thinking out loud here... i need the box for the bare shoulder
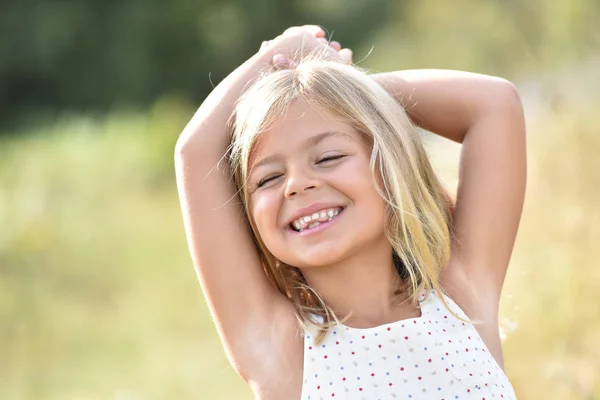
[241,300,305,399]
[441,261,507,370]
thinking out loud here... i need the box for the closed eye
[317,154,346,164]
[257,174,282,188]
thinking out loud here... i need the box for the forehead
[251,102,359,158]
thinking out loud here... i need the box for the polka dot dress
[300,290,517,399]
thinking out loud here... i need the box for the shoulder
[440,262,507,370]
[236,301,306,398]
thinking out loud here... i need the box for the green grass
[1,99,598,399]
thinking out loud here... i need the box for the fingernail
[274,54,288,65]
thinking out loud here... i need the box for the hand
[259,25,353,68]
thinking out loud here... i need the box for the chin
[282,246,350,270]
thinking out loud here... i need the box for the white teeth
[292,207,343,231]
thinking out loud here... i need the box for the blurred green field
[1,94,599,399]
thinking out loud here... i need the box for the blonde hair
[228,54,455,342]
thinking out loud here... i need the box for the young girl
[175,25,526,399]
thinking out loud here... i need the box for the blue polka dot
[386,372,390,376]
[375,333,378,336]
[438,387,441,391]
[397,355,401,359]
[329,382,333,385]
[350,341,353,344]
[424,347,428,351]
[369,363,372,366]
[314,374,318,377]
[357,377,361,380]
[415,364,419,368]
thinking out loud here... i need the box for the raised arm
[174,26,331,379]
[373,70,527,308]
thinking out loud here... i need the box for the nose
[284,168,319,198]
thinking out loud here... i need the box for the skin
[249,103,419,327]
[175,25,526,399]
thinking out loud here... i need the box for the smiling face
[248,101,390,269]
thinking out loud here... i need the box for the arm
[373,70,527,307]
[174,26,328,379]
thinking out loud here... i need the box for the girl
[175,25,526,399]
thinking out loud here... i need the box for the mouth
[289,206,345,233]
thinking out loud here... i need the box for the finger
[339,48,353,64]
[329,41,341,52]
[301,25,326,38]
[272,54,290,69]
[317,37,329,46]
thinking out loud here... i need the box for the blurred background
[1,0,599,399]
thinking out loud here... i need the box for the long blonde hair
[228,54,455,341]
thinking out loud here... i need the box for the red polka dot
[351,352,355,355]
[404,336,409,340]
[317,386,321,389]
[342,377,346,381]
[418,376,422,380]
[446,368,449,372]
[400,367,405,371]
[324,355,328,359]
[359,388,363,391]
[428,359,432,362]
[336,341,339,345]
[362,335,365,339]
[466,348,469,352]
[389,383,393,386]
[387,327,391,331]
[467,389,471,393]
[371,373,375,376]
[308,346,312,350]
[331,394,335,397]
[378,344,382,348]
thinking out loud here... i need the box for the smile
[290,207,344,232]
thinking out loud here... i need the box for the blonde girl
[175,25,526,399]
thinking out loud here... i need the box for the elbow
[494,78,524,110]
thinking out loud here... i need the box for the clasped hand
[259,25,353,69]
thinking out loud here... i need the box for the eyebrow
[250,131,354,171]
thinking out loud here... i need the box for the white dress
[300,290,517,399]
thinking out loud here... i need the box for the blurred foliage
[0,0,391,127]
[2,0,600,399]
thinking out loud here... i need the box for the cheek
[250,192,282,239]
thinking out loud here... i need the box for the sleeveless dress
[300,290,517,399]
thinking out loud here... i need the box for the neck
[300,240,420,329]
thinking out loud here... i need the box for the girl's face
[248,101,389,269]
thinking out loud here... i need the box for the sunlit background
[1,1,599,399]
